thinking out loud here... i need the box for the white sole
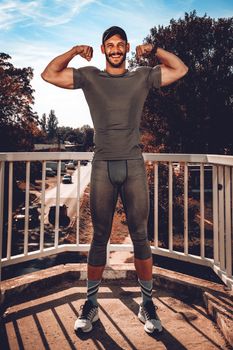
[74,313,99,333]
[138,313,163,333]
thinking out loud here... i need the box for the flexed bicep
[160,64,188,87]
[41,45,93,89]
[41,67,74,89]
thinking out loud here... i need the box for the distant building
[34,143,67,151]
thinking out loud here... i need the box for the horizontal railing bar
[212,264,233,290]
[143,153,208,163]
[151,247,214,267]
[2,243,214,267]
[0,152,94,162]
[1,152,233,166]
[1,245,90,266]
[207,154,233,166]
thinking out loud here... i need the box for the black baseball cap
[102,26,128,44]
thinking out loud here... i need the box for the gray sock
[138,279,153,305]
[87,280,101,306]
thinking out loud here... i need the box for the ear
[126,42,130,53]
[101,44,105,54]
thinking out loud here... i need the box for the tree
[84,127,94,150]
[0,53,41,151]
[80,124,91,133]
[40,113,47,134]
[129,11,233,154]
[47,109,58,140]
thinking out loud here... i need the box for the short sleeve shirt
[73,65,161,160]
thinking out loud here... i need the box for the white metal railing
[0,152,232,290]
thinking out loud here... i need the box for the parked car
[62,174,72,184]
[46,161,66,175]
[66,162,76,170]
[46,167,55,177]
[48,204,70,227]
[13,206,40,229]
[80,160,88,166]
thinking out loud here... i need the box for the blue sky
[0,0,232,128]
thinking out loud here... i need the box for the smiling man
[41,26,188,334]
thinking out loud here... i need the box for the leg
[74,160,118,333]
[120,159,162,333]
[88,160,118,270]
[119,158,152,280]
[134,256,152,281]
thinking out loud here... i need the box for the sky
[0,0,232,128]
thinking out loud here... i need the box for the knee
[92,230,109,247]
[88,231,109,266]
[131,234,152,260]
[88,241,107,266]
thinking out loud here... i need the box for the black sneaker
[74,300,99,333]
[138,300,162,333]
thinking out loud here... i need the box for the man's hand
[136,44,153,59]
[74,45,93,61]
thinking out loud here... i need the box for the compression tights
[88,158,152,266]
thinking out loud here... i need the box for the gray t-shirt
[73,65,161,160]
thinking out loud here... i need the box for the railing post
[0,161,5,282]
[168,162,173,251]
[225,166,232,277]
[24,161,30,255]
[154,162,158,248]
[200,163,205,258]
[212,165,219,265]
[76,161,81,245]
[184,163,188,255]
[7,162,13,259]
[55,161,61,249]
[106,240,110,266]
[40,161,46,252]
[218,166,225,271]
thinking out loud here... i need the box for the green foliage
[0,53,41,151]
[40,116,94,150]
[56,124,94,150]
[47,109,58,140]
[129,10,233,154]
[41,113,47,134]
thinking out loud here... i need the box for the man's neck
[105,63,127,75]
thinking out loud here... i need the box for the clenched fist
[135,44,153,59]
[74,45,93,61]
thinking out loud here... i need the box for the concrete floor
[1,278,230,350]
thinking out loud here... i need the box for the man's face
[101,34,129,68]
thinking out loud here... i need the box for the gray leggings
[88,158,152,266]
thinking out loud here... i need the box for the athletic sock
[87,280,101,306]
[138,279,153,305]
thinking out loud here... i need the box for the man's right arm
[41,45,93,89]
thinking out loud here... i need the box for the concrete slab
[1,281,230,350]
[0,265,232,350]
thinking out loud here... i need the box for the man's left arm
[136,44,189,87]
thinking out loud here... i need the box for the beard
[105,51,127,68]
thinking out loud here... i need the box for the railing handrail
[1,152,233,166]
[0,152,94,162]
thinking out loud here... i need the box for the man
[41,26,188,334]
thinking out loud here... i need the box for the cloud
[3,38,104,127]
[0,0,97,30]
